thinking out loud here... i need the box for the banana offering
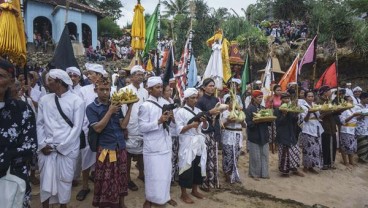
[253,109,274,118]
[252,109,276,123]
[227,88,245,122]
[279,103,304,113]
[111,89,139,105]
[317,101,353,112]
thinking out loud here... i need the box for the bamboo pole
[156,0,161,75]
[312,22,320,88]
[335,39,339,104]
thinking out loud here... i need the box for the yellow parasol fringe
[0,2,26,67]
[131,3,145,50]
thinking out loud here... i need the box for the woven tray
[253,116,277,123]
[279,108,304,113]
[121,98,139,104]
[308,108,320,113]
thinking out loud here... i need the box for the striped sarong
[248,141,269,178]
[357,135,368,162]
[202,134,219,189]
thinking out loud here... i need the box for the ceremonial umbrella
[131,0,145,63]
[0,0,27,67]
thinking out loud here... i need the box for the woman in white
[221,96,245,183]
[339,96,361,168]
[299,90,324,174]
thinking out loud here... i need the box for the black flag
[163,46,174,85]
[49,25,79,70]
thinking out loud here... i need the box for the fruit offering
[111,89,139,105]
[279,103,304,113]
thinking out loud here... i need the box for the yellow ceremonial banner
[222,39,231,83]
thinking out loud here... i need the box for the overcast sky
[118,0,258,27]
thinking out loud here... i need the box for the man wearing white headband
[139,76,177,207]
[175,88,208,204]
[66,67,82,94]
[37,69,85,207]
[120,64,148,191]
[75,63,106,201]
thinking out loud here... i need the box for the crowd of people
[1,57,368,208]
[257,20,309,46]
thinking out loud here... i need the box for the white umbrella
[203,42,223,90]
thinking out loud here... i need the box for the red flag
[278,55,299,91]
[298,35,317,74]
[315,62,337,89]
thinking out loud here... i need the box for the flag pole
[156,0,161,75]
[312,23,319,88]
[335,38,339,104]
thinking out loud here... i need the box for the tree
[162,0,190,18]
[98,17,123,38]
[273,0,307,20]
[99,0,123,21]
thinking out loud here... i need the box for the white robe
[121,84,148,154]
[78,84,97,170]
[37,91,85,204]
[175,105,207,175]
[139,95,172,205]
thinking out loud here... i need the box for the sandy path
[30,149,368,208]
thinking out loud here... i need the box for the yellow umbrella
[0,0,26,67]
[131,2,145,51]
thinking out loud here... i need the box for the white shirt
[30,84,46,103]
[175,104,207,175]
[299,103,324,137]
[340,107,358,135]
[78,84,97,134]
[37,91,85,156]
[138,95,172,154]
[121,84,148,137]
[69,84,81,95]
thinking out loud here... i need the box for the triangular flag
[241,53,251,95]
[49,25,79,70]
[315,62,337,89]
[278,55,299,91]
[146,58,153,72]
[299,35,317,74]
[187,54,197,88]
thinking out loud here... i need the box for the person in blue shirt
[86,77,133,208]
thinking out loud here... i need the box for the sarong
[144,151,172,205]
[171,136,179,182]
[222,130,241,183]
[340,133,357,154]
[357,135,368,162]
[248,141,269,178]
[93,147,128,208]
[202,134,219,189]
[278,144,300,174]
[299,133,322,168]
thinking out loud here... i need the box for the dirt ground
[30,147,368,208]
